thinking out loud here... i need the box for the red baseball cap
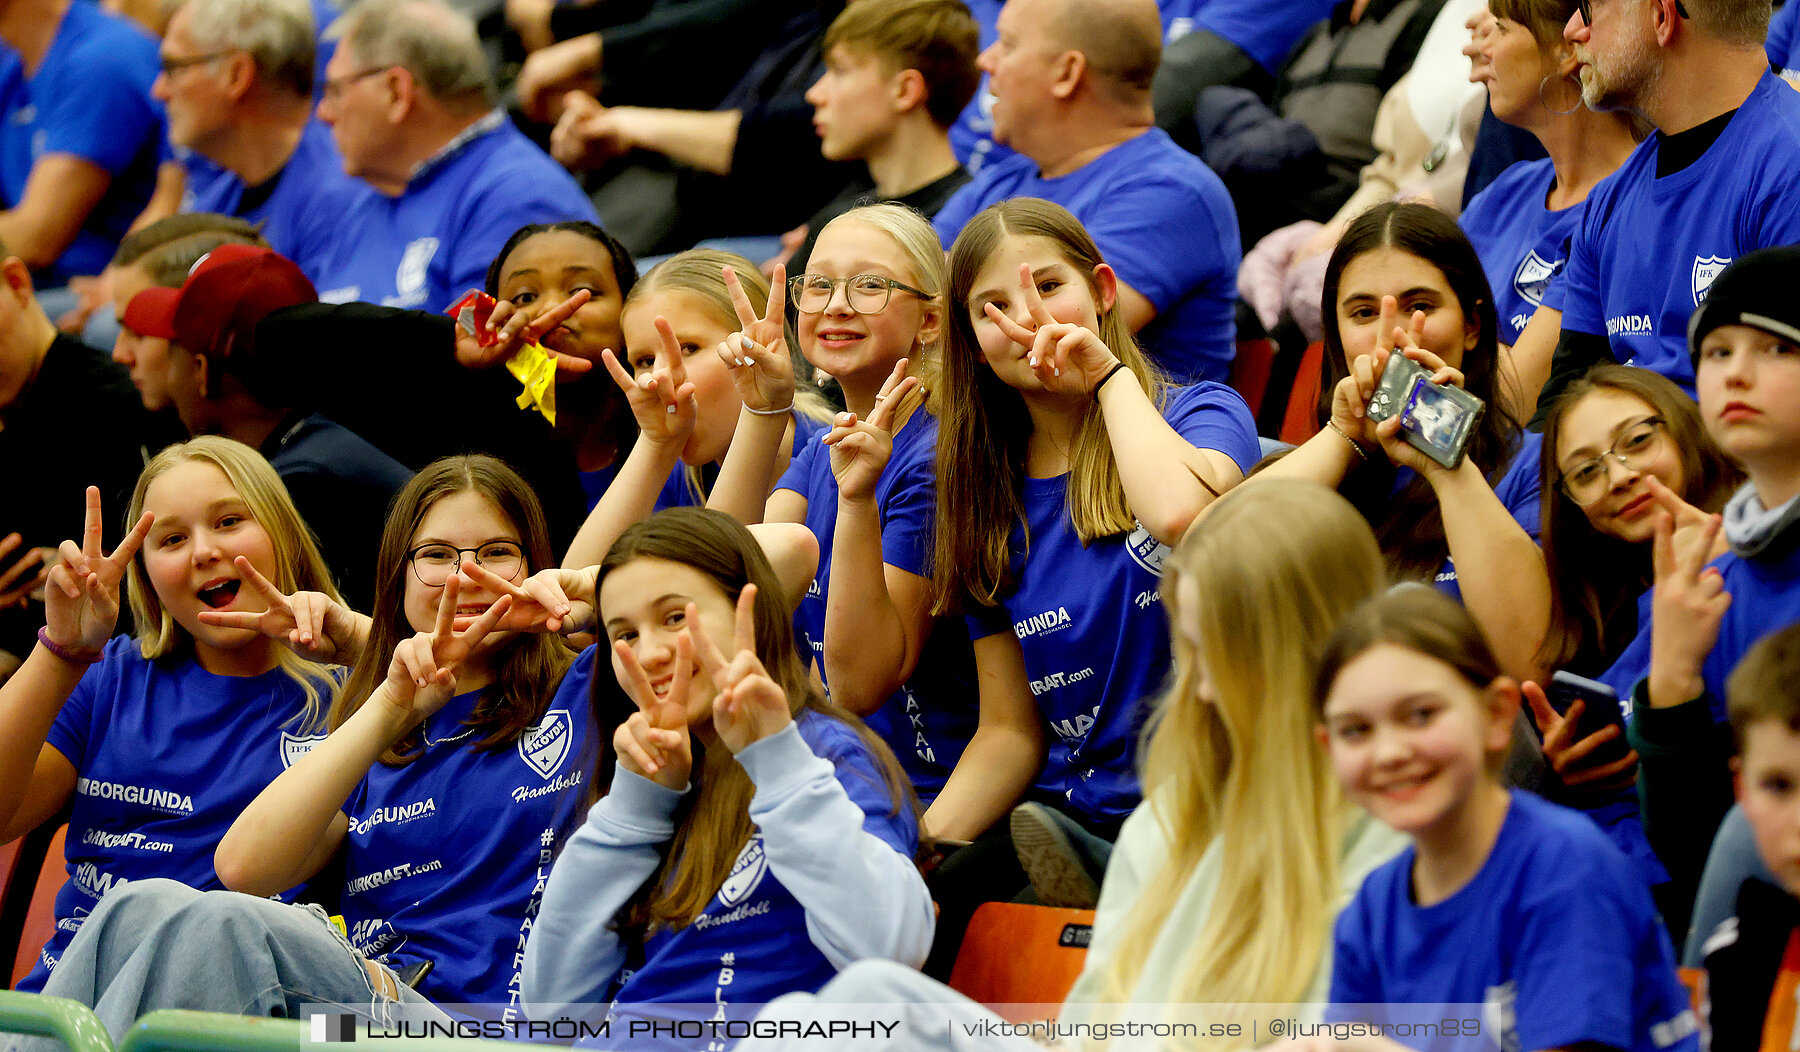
[123,244,317,359]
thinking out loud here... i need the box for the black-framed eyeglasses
[1559,417,1667,506]
[788,273,932,315]
[1575,0,1687,27]
[321,65,396,103]
[159,51,232,76]
[407,541,525,588]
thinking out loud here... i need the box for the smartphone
[1365,353,1486,469]
[1537,670,1633,768]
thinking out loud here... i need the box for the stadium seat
[11,825,67,988]
[1228,338,1276,419]
[947,901,1094,1020]
[0,989,112,1052]
[1278,341,1325,446]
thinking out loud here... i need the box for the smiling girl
[30,455,600,1033]
[1310,585,1696,1052]
[524,507,929,1034]
[0,438,339,992]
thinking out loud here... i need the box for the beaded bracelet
[38,627,102,665]
[1328,420,1371,463]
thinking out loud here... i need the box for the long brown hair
[592,507,916,937]
[1536,365,1742,670]
[1317,202,1522,582]
[331,456,574,762]
[932,197,1167,614]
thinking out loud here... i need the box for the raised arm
[921,631,1045,843]
[706,266,801,524]
[560,321,699,570]
[0,489,151,841]
[989,263,1238,543]
[820,362,932,714]
[214,580,513,895]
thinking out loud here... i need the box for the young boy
[1607,247,1800,938]
[1700,624,1800,1051]
[783,0,980,273]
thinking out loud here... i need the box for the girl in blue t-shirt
[33,455,599,1030]
[560,249,832,569]
[704,204,993,832]
[523,506,930,1033]
[1257,201,1548,680]
[484,220,641,509]
[1308,585,1697,1052]
[0,437,342,991]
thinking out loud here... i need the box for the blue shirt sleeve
[1327,895,1384,1007]
[963,602,1010,643]
[1165,382,1261,473]
[1557,191,1607,338]
[932,179,985,248]
[775,430,820,496]
[34,23,159,175]
[1086,178,1239,316]
[43,640,114,767]
[877,448,937,580]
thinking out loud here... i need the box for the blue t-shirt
[1557,74,1800,394]
[0,2,163,282]
[1428,430,1546,600]
[1598,530,1800,719]
[1330,791,1698,1052]
[342,646,599,1018]
[773,410,976,801]
[607,713,915,1009]
[653,414,828,511]
[179,121,360,281]
[933,129,1242,384]
[946,0,1016,176]
[313,114,597,313]
[965,383,1259,826]
[1461,159,1584,346]
[1158,0,1336,72]
[23,636,331,990]
[1769,1,1800,82]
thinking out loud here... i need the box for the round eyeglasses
[1559,417,1667,506]
[407,541,525,587]
[788,273,931,315]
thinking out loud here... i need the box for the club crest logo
[282,732,328,769]
[718,836,768,907]
[517,709,571,779]
[1692,255,1732,306]
[390,237,440,306]
[1125,522,1172,575]
[1513,250,1560,308]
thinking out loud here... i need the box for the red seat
[947,902,1094,1021]
[1227,338,1276,418]
[11,824,67,987]
[1279,340,1325,446]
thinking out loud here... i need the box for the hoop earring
[1539,72,1583,117]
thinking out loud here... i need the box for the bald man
[931,0,1241,384]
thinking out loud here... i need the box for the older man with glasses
[307,0,597,315]
[1507,0,1800,424]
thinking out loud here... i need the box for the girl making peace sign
[35,456,600,1034]
[524,506,928,1033]
[0,438,340,992]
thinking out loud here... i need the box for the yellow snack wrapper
[506,340,558,425]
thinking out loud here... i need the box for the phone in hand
[1533,670,1633,768]
[1365,352,1485,469]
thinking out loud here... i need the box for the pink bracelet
[38,627,102,666]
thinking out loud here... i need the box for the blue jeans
[20,878,444,1047]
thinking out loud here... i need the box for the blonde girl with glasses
[33,455,602,1035]
[703,203,998,844]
